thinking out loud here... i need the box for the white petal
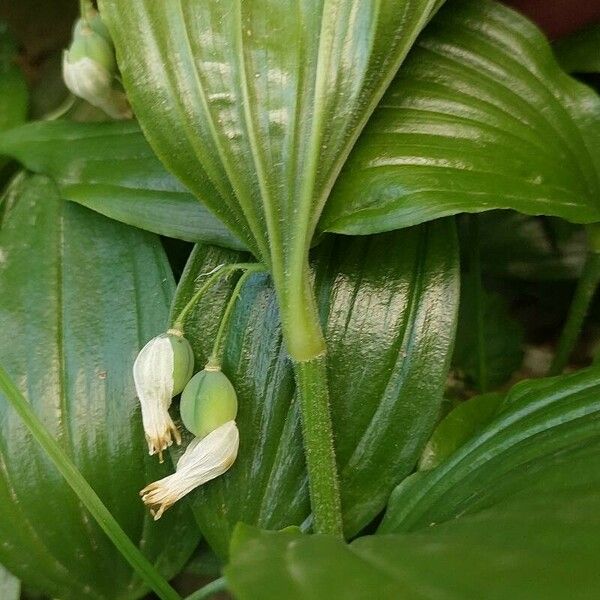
[133,335,180,459]
[140,421,239,519]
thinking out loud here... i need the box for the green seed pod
[168,332,195,395]
[180,367,238,439]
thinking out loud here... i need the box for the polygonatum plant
[0,0,599,598]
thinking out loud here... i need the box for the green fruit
[180,368,238,438]
[168,332,195,395]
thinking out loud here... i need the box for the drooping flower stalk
[139,266,260,517]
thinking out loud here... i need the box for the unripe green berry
[168,332,195,395]
[180,368,238,439]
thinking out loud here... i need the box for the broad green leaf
[476,212,585,280]
[0,120,245,250]
[418,392,504,470]
[171,221,458,556]
[0,24,27,132]
[0,564,19,600]
[453,281,524,391]
[100,0,445,357]
[554,23,600,74]
[380,366,600,534]
[321,0,600,235]
[226,452,600,600]
[0,174,196,599]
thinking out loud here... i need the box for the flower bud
[81,1,113,45]
[141,420,239,519]
[133,331,194,460]
[180,367,238,439]
[62,17,132,119]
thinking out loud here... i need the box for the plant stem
[549,250,600,375]
[185,577,227,600]
[293,354,343,536]
[207,265,265,368]
[172,263,261,331]
[274,254,343,536]
[0,364,182,600]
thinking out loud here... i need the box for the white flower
[140,421,239,520]
[133,332,194,461]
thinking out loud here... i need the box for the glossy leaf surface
[418,392,503,470]
[226,453,600,600]
[0,120,245,249]
[0,175,196,599]
[380,366,600,533]
[322,0,600,234]
[171,221,458,556]
[226,369,600,599]
[100,0,444,353]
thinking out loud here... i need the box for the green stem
[0,364,182,600]
[468,215,488,392]
[272,253,342,536]
[293,354,343,536]
[549,251,600,375]
[185,577,227,600]
[207,265,266,368]
[172,263,261,331]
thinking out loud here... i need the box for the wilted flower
[133,331,194,461]
[180,366,238,438]
[140,420,239,519]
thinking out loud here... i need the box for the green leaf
[0,120,245,250]
[99,0,445,359]
[380,366,600,534]
[226,370,600,598]
[0,564,19,600]
[453,280,524,392]
[0,174,196,599]
[226,453,600,600]
[0,23,28,133]
[321,0,600,235]
[171,221,458,556]
[418,392,504,470]
[554,23,600,74]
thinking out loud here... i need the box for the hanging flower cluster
[133,334,240,518]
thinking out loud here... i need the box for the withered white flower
[140,420,239,520]
[133,331,194,461]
